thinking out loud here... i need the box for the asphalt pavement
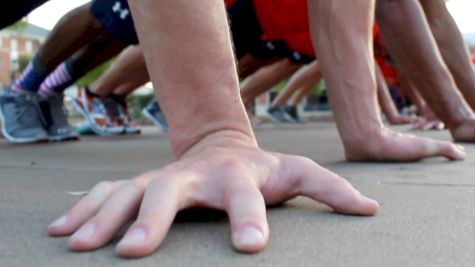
[1,123,474,267]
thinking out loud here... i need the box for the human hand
[48,131,379,258]
[386,114,418,125]
[344,127,465,162]
[411,117,445,131]
[411,104,445,131]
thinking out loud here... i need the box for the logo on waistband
[112,1,130,20]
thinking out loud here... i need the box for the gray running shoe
[0,91,49,143]
[284,105,305,123]
[143,99,168,131]
[40,93,79,141]
[267,106,295,123]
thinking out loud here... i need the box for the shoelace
[14,96,43,127]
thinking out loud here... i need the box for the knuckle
[127,178,148,192]
[94,181,114,193]
[219,158,247,172]
[296,156,317,167]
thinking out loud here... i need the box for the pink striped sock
[11,62,33,94]
[38,63,72,97]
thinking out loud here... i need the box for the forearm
[375,63,400,121]
[376,0,472,128]
[398,72,427,112]
[129,0,255,157]
[419,0,475,111]
[309,0,382,147]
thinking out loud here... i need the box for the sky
[27,0,90,30]
[26,0,475,33]
[446,0,475,33]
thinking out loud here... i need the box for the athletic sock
[37,58,83,97]
[110,93,127,107]
[11,55,49,94]
[37,62,72,97]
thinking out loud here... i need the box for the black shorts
[288,51,315,64]
[90,0,138,44]
[227,0,291,60]
[1,0,49,29]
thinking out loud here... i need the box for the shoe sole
[72,99,124,136]
[124,128,141,135]
[0,104,49,143]
[48,134,80,142]
[266,111,290,124]
[142,109,168,132]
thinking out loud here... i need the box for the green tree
[76,59,115,89]
[17,55,32,72]
[7,20,28,31]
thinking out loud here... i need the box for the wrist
[440,106,472,130]
[342,126,391,161]
[178,129,258,159]
[168,107,256,158]
[158,67,255,157]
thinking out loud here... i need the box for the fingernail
[360,195,376,204]
[360,194,380,211]
[455,146,466,158]
[49,215,67,228]
[118,228,146,248]
[70,223,95,242]
[456,144,465,151]
[235,227,264,248]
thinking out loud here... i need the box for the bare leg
[271,61,320,107]
[289,62,323,107]
[67,40,127,81]
[112,80,149,98]
[419,0,475,112]
[6,3,116,94]
[310,0,464,161]
[240,58,301,107]
[288,84,315,108]
[237,54,283,79]
[37,3,113,70]
[88,46,149,97]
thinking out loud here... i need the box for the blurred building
[0,22,49,91]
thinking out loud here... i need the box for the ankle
[84,86,106,98]
[110,93,127,107]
